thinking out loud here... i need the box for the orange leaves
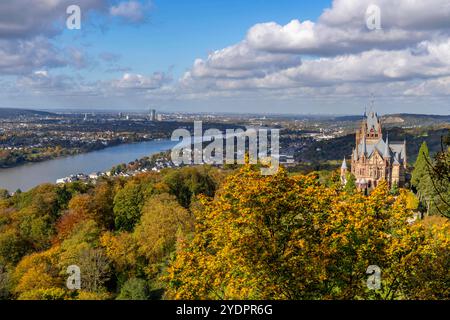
[54,209,87,243]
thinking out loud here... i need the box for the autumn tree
[426,132,450,218]
[77,248,111,293]
[163,167,217,208]
[135,194,194,265]
[11,246,63,299]
[113,180,148,231]
[165,165,450,300]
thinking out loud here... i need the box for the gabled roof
[356,138,406,163]
[383,134,391,158]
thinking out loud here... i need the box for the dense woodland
[0,134,448,300]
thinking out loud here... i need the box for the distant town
[1,107,449,189]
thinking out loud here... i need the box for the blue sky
[58,0,330,80]
[1,0,450,114]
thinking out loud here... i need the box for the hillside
[300,127,449,165]
[0,163,448,300]
[382,113,450,126]
[0,108,55,118]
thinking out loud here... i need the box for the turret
[341,157,348,185]
[383,133,391,160]
[362,136,367,159]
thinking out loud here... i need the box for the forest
[0,134,448,300]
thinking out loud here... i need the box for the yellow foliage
[100,231,138,273]
[12,246,62,296]
[165,165,450,300]
[17,287,72,300]
[134,193,194,263]
[77,291,112,300]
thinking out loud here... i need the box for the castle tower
[351,106,407,192]
[356,106,383,146]
[341,157,348,185]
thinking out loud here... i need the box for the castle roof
[356,137,406,164]
[383,134,391,158]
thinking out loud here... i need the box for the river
[0,139,177,192]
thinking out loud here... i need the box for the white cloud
[187,42,301,80]
[110,1,149,23]
[0,37,67,74]
[110,72,172,90]
[2,0,450,113]
[320,0,450,30]
[178,0,450,102]
[246,19,430,56]
[15,70,77,94]
[0,0,106,39]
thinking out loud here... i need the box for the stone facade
[341,111,407,191]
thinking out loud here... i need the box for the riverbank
[0,137,165,169]
[0,139,177,192]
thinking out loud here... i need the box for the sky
[1,0,450,115]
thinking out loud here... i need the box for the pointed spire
[370,93,375,112]
[341,157,348,170]
[384,133,391,159]
[362,136,367,156]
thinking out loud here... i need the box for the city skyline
[1,0,450,115]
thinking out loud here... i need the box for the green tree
[411,142,430,190]
[0,266,11,299]
[0,229,30,266]
[0,189,9,200]
[163,167,216,208]
[113,181,146,231]
[390,181,399,196]
[116,278,149,300]
[425,132,450,218]
[344,173,357,194]
[411,142,439,215]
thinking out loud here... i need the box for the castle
[341,110,407,191]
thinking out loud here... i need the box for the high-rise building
[149,109,156,121]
